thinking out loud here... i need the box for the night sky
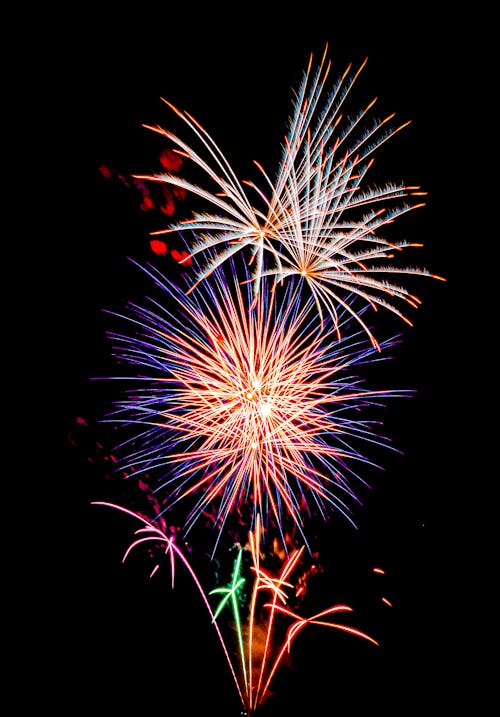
[43,7,483,716]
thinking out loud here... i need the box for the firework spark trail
[246,515,294,709]
[92,501,245,706]
[210,547,248,693]
[257,601,379,707]
[89,39,445,716]
[103,258,408,554]
[247,518,305,711]
[93,503,378,714]
[136,45,444,348]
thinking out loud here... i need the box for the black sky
[42,6,485,716]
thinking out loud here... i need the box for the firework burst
[137,45,444,349]
[86,41,445,714]
[104,258,406,553]
[93,503,379,714]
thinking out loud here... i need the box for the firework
[103,257,406,554]
[90,42,442,714]
[93,503,378,714]
[136,45,444,348]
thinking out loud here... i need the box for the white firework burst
[136,45,444,348]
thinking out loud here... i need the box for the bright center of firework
[243,377,273,419]
[258,401,272,418]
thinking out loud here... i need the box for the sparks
[103,257,407,553]
[136,45,444,349]
[94,504,378,714]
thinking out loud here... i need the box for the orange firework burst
[104,258,406,552]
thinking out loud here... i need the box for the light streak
[136,45,444,348]
[93,503,378,714]
[103,258,407,553]
[92,42,442,712]
[92,501,245,705]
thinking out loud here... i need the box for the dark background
[38,5,485,715]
